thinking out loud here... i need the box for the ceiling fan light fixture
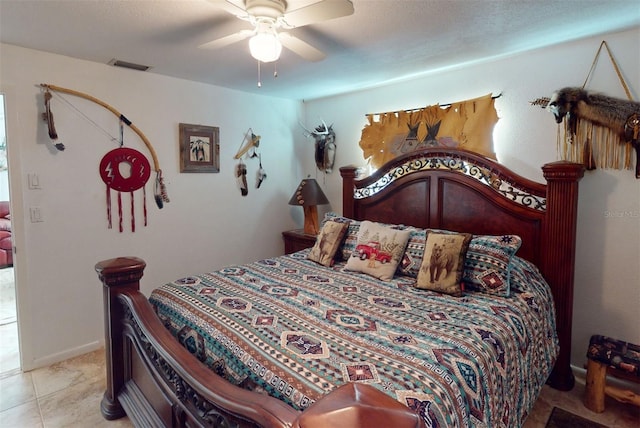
[249,31,282,63]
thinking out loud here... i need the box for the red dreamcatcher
[100,147,151,232]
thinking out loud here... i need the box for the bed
[96,148,584,427]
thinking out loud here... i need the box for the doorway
[0,92,19,374]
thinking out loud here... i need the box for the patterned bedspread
[149,250,558,427]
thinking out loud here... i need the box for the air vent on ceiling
[107,59,151,72]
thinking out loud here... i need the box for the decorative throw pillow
[415,231,472,296]
[307,220,349,267]
[322,212,361,260]
[462,235,522,297]
[399,227,459,278]
[398,227,428,278]
[345,221,411,281]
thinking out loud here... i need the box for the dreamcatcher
[100,144,151,233]
[40,84,170,232]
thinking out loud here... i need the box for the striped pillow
[462,235,522,297]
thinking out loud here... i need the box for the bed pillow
[462,234,522,297]
[307,220,350,266]
[323,212,422,264]
[398,227,428,278]
[345,221,410,281]
[399,227,463,278]
[415,231,472,296]
[322,212,361,260]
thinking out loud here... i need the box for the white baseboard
[572,364,640,394]
[26,340,103,371]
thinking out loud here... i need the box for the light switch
[28,173,41,189]
[30,207,43,223]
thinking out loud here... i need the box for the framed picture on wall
[179,123,220,173]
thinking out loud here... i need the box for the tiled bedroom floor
[0,347,637,428]
[0,349,133,427]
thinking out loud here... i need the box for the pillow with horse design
[307,220,349,267]
[345,221,410,281]
[322,212,360,260]
[415,231,472,296]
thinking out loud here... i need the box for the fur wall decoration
[532,88,640,178]
[530,41,640,178]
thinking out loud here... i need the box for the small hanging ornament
[236,159,248,196]
[256,154,267,188]
[99,147,151,232]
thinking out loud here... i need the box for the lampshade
[288,179,329,235]
[288,179,329,207]
[249,31,282,63]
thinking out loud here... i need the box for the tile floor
[0,266,638,427]
[0,349,133,427]
[1,267,19,374]
[0,349,637,428]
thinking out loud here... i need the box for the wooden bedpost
[340,165,358,218]
[541,161,585,391]
[95,257,146,420]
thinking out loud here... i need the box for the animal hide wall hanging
[530,41,640,178]
[539,87,640,178]
[359,94,499,169]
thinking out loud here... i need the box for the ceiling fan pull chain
[274,61,278,79]
[257,60,262,88]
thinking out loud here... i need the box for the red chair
[0,201,12,268]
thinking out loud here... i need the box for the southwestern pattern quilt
[149,250,558,428]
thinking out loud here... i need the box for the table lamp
[288,178,329,235]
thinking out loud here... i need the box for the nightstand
[282,229,317,254]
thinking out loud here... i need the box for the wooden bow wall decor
[40,84,170,231]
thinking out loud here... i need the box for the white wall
[303,27,640,368]
[0,94,8,200]
[0,44,311,369]
[1,27,638,372]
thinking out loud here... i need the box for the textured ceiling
[1,0,638,100]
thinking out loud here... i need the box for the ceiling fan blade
[198,29,254,50]
[278,33,326,62]
[282,0,354,28]
[207,0,249,19]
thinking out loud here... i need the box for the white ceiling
[1,0,638,100]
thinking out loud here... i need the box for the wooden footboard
[96,257,425,428]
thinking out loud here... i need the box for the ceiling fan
[200,0,354,63]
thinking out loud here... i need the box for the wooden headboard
[340,148,584,391]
